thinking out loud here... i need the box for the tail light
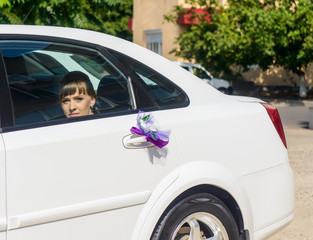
[261,103,287,148]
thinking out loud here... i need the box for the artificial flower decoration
[131,110,170,148]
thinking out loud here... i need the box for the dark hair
[59,71,97,102]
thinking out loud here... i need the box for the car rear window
[107,49,189,109]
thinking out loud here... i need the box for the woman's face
[61,89,96,118]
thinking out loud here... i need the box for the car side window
[0,40,134,126]
[181,66,189,71]
[192,67,211,80]
[108,49,188,108]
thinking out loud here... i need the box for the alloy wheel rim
[170,212,229,240]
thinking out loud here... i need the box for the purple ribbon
[130,111,170,148]
[130,127,170,148]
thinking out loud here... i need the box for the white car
[173,61,233,94]
[0,25,293,240]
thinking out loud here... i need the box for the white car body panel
[3,112,178,240]
[163,104,294,237]
[0,136,6,240]
[8,205,143,240]
[0,25,294,240]
[240,163,294,239]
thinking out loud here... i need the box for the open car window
[0,40,134,126]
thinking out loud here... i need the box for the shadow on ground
[298,121,309,129]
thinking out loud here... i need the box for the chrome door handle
[123,134,155,149]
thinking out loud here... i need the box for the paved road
[275,104,310,129]
[267,103,313,239]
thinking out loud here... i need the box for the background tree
[165,0,313,91]
[0,0,132,40]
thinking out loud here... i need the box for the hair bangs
[59,81,88,102]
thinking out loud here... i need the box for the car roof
[0,25,135,56]
[0,25,175,79]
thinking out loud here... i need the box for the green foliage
[0,0,10,7]
[0,0,132,40]
[166,0,313,77]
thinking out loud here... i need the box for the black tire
[151,193,240,240]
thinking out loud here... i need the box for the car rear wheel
[151,193,240,240]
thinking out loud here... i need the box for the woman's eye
[76,97,83,102]
[62,99,70,104]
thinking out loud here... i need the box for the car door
[0,38,181,240]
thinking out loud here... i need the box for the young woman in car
[59,71,97,118]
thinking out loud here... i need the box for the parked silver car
[173,61,233,94]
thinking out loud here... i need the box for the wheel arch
[132,161,254,240]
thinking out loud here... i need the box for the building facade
[133,0,185,61]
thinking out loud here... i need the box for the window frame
[145,29,162,55]
[105,48,189,111]
[0,48,14,129]
[0,34,189,132]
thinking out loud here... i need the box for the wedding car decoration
[131,111,170,148]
